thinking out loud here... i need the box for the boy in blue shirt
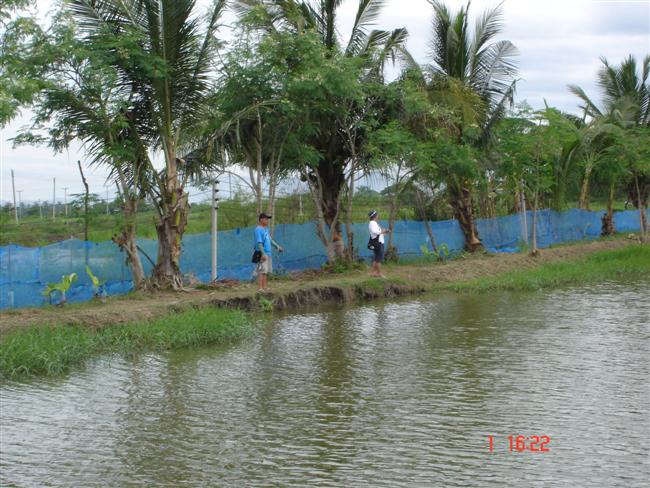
[254,212,283,291]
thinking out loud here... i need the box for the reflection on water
[1,281,649,487]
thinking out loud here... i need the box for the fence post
[211,179,220,281]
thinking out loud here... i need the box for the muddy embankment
[0,237,639,335]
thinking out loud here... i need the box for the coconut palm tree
[569,54,650,236]
[233,0,409,260]
[409,0,519,251]
[65,0,226,288]
[569,55,650,128]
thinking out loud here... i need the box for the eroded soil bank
[0,237,642,336]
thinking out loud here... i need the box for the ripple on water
[1,281,649,487]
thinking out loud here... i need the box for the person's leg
[258,267,265,291]
[371,259,380,276]
[376,244,385,277]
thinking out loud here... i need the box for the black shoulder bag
[367,236,380,250]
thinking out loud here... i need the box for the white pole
[11,169,17,223]
[17,190,23,220]
[105,185,109,215]
[52,177,56,221]
[62,187,69,217]
[211,179,219,281]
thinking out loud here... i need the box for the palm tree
[569,55,650,236]
[234,0,409,261]
[569,55,650,128]
[66,0,226,288]
[409,0,518,251]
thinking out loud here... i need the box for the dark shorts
[373,242,385,263]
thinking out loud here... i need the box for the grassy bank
[1,239,645,381]
[0,308,252,381]
[441,244,650,293]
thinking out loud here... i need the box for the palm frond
[472,40,518,102]
[345,0,385,56]
[481,78,516,147]
[567,84,603,119]
[469,1,505,84]
[375,27,409,73]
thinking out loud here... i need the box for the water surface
[1,281,649,486]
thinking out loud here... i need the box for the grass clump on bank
[0,308,252,381]
[441,244,650,293]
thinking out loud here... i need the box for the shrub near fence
[0,209,647,310]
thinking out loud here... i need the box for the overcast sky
[1,0,649,204]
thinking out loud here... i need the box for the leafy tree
[496,106,563,254]
[569,54,650,220]
[62,0,227,288]
[404,0,519,251]
[12,11,151,287]
[0,2,49,126]
[233,0,409,261]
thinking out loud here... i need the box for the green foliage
[85,266,105,297]
[256,295,274,312]
[419,242,450,261]
[42,273,78,305]
[443,245,650,293]
[0,308,252,380]
[322,258,366,274]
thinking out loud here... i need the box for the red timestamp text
[487,435,550,452]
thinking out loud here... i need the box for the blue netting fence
[1,208,647,309]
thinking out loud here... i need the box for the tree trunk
[312,158,346,260]
[414,187,437,253]
[448,178,483,252]
[579,159,593,210]
[306,172,338,263]
[635,174,648,242]
[530,191,539,256]
[77,160,90,242]
[344,162,356,260]
[112,197,147,289]
[601,182,615,237]
[152,185,188,289]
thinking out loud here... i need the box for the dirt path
[0,237,637,335]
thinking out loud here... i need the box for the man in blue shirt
[254,212,283,292]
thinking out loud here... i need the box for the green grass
[441,244,650,293]
[0,308,253,381]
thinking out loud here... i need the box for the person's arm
[271,238,283,252]
[255,228,267,259]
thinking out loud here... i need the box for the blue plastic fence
[0,208,647,309]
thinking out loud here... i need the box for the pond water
[1,281,649,487]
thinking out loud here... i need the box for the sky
[1,0,649,205]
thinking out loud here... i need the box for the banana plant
[42,273,78,305]
[85,266,106,300]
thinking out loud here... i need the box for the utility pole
[11,169,17,223]
[52,177,56,221]
[211,178,220,281]
[62,187,69,217]
[39,201,43,220]
[17,190,23,220]
[105,185,109,215]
